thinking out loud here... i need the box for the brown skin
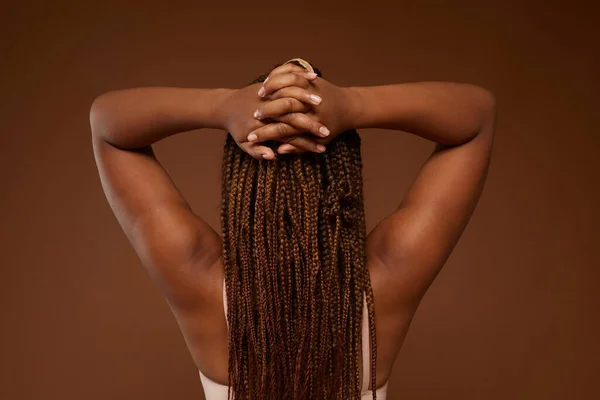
[221,63,331,158]
[90,66,495,390]
[250,69,355,152]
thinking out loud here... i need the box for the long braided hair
[220,61,377,399]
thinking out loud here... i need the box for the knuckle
[280,88,292,99]
[275,123,288,137]
[284,97,295,110]
[294,113,307,127]
[284,74,295,86]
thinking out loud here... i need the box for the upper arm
[92,136,221,304]
[367,102,496,308]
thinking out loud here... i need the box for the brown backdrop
[1,1,598,399]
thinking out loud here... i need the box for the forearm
[346,82,496,145]
[90,87,232,148]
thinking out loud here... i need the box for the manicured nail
[254,109,262,119]
[248,133,258,142]
[258,87,266,97]
[317,144,326,152]
[264,76,270,84]
[306,72,317,79]
[310,94,322,105]
[262,153,269,159]
[319,126,330,137]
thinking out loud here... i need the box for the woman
[91,58,496,399]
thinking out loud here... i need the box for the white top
[199,280,389,399]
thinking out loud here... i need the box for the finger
[254,98,310,120]
[272,113,331,138]
[247,122,327,154]
[277,143,304,154]
[264,63,317,86]
[267,86,322,106]
[247,122,303,143]
[258,72,316,98]
[238,142,277,160]
[277,143,308,154]
[278,135,327,154]
[265,63,307,81]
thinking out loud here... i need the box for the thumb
[239,142,277,160]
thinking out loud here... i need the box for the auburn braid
[220,62,377,399]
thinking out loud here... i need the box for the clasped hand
[221,63,352,160]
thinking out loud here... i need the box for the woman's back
[196,269,392,399]
[176,255,403,399]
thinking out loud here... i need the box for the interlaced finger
[270,113,330,139]
[258,72,317,98]
[254,98,310,120]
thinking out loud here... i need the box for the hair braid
[220,63,377,399]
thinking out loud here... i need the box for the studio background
[1,1,598,399]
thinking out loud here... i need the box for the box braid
[220,61,377,399]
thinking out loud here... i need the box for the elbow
[89,91,119,142]
[474,86,496,136]
[89,93,108,140]
[480,88,496,119]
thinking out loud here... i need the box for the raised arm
[249,78,495,309]
[90,70,328,306]
[90,87,231,306]
[348,82,496,308]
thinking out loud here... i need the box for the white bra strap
[361,292,370,393]
[223,278,229,330]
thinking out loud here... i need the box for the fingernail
[319,126,330,137]
[317,144,326,152]
[306,72,317,79]
[264,76,270,84]
[254,109,262,119]
[310,94,322,105]
[258,87,266,97]
[248,133,258,142]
